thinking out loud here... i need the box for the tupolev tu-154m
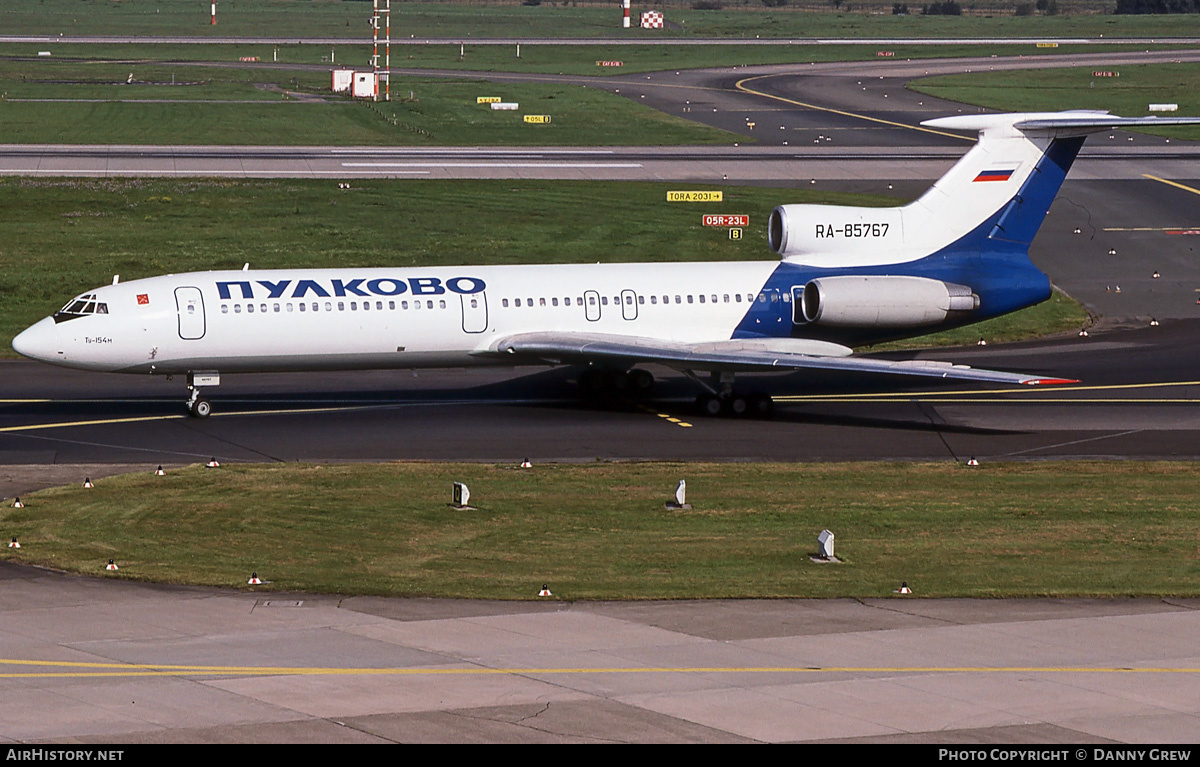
[14,111,1199,418]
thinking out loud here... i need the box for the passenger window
[298,303,305,312]
[312,302,319,312]
[675,295,681,304]
[602,297,608,306]
[735,294,742,303]
[96,303,108,314]
[552,297,558,307]
[402,300,409,309]
[638,296,644,304]
[503,299,509,307]
[711,295,717,303]
[650,295,657,305]
[286,303,293,312]
[588,296,596,306]
[273,303,280,312]
[515,298,521,307]
[363,301,369,311]
[221,305,229,314]
[698,295,705,304]
[388,301,395,310]
[427,300,434,309]
[338,302,345,311]
[234,304,242,314]
[325,302,332,311]
[782,292,791,303]
[770,293,779,303]
[260,303,267,313]
[539,298,546,306]
[687,295,694,304]
[564,297,571,306]
[414,301,421,310]
[351,302,358,311]
[724,294,730,303]
[439,300,446,309]
[377,301,383,310]
[247,304,255,313]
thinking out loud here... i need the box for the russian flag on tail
[973,169,1015,182]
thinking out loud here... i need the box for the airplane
[13,111,1200,419]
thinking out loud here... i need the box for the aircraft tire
[697,394,723,417]
[190,399,212,418]
[749,393,774,419]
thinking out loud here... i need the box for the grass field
[911,62,1200,141]
[0,54,741,145]
[2,1,1199,40]
[5,461,1200,599]
[0,177,1088,355]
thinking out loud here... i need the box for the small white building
[331,69,354,93]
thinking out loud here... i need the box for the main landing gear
[185,371,220,418]
[576,366,774,418]
[577,367,656,398]
[690,371,774,419]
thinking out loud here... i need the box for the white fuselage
[19,263,786,375]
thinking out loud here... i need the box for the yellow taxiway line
[1143,174,1200,197]
[734,74,974,142]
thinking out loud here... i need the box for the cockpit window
[54,294,108,323]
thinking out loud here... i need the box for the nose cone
[12,317,57,363]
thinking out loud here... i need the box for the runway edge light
[248,573,262,585]
[106,559,118,571]
[206,458,220,468]
[83,478,93,488]
[539,584,553,597]
[9,537,20,549]
[154,465,165,476]
[895,582,912,595]
[12,497,23,508]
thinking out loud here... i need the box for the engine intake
[798,276,979,328]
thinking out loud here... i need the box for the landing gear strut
[185,371,220,418]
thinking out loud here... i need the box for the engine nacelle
[799,276,979,328]
[769,204,906,261]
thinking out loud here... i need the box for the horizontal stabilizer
[923,111,1200,136]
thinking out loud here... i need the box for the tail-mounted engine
[769,204,906,262]
[797,276,979,328]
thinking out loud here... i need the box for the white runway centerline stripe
[340,162,643,169]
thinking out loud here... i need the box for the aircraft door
[583,290,601,322]
[791,285,806,324]
[461,292,488,333]
[175,286,206,340]
[620,289,638,321]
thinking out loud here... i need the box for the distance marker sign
[668,190,723,202]
[524,115,551,124]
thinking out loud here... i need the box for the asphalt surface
[6,49,1200,744]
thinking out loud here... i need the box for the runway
[7,49,1200,744]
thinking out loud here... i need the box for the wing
[480,331,1076,386]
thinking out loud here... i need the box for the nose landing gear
[185,371,220,418]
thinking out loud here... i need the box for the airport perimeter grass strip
[2,2,1199,41]
[4,461,1200,600]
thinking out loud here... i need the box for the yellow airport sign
[476,96,502,104]
[524,115,552,124]
[667,190,724,202]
